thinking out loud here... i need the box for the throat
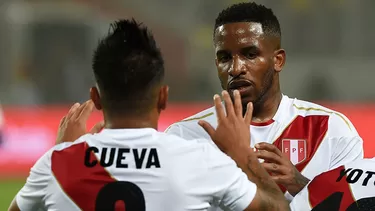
[249,92,282,124]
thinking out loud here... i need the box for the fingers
[255,142,284,157]
[59,116,66,127]
[256,149,283,164]
[77,100,95,121]
[66,103,80,119]
[233,90,243,118]
[70,100,93,121]
[213,94,225,122]
[244,102,253,125]
[222,90,235,118]
[90,121,105,134]
[262,162,289,175]
[198,120,216,138]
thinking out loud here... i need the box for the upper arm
[201,143,257,211]
[9,150,52,211]
[328,113,364,169]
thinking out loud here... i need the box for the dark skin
[214,22,309,196]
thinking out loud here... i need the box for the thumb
[198,120,216,139]
[89,121,105,134]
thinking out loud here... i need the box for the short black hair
[92,19,164,116]
[214,2,281,39]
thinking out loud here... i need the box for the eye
[217,52,231,63]
[244,51,257,59]
[218,55,231,63]
[241,47,260,59]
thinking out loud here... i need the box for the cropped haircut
[214,2,281,39]
[92,19,164,115]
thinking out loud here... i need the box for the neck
[104,110,159,130]
[252,84,282,123]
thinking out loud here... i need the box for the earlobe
[274,49,286,72]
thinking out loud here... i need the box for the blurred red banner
[0,103,374,178]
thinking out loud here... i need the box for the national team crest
[282,139,306,165]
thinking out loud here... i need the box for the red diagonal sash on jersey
[51,142,124,210]
[273,115,329,193]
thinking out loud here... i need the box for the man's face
[214,22,277,108]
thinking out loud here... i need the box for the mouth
[228,79,253,95]
[228,79,252,90]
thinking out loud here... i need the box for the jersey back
[16,128,256,211]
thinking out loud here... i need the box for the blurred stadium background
[0,0,375,209]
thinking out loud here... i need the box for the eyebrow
[242,45,261,54]
[216,45,260,55]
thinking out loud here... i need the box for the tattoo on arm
[287,170,310,196]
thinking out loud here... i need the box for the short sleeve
[202,143,257,211]
[329,136,363,169]
[327,113,364,169]
[16,149,52,211]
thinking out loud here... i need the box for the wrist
[226,146,255,166]
[287,176,310,196]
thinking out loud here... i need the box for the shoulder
[164,107,216,139]
[290,97,358,136]
[157,131,216,154]
[165,106,216,130]
[52,137,88,152]
[156,131,230,168]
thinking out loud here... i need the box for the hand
[255,142,310,196]
[56,100,104,145]
[198,90,253,160]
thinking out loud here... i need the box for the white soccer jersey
[166,95,364,202]
[290,158,375,211]
[15,128,257,211]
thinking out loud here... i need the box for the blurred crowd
[0,0,374,105]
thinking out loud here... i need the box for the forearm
[8,197,21,211]
[287,176,310,196]
[229,148,289,210]
[229,148,278,188]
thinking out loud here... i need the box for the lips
[228,79,253,90]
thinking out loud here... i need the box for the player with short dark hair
[214,2,281,42]
[166,2,364,208]
[91,20,165,117]
[8,19,289,211]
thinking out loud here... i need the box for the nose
[229,55,246,78]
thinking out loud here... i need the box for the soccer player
[8,19,289,211]
[290,158,375,210]
[165,2,364,202]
